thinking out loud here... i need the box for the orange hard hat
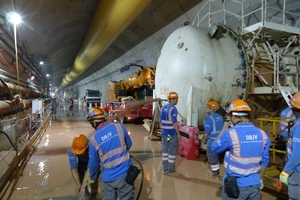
[228,99,251,116]
[290,93,300,110]
[71,134,88,155]
[207,101,219,111]
[168,91,179,100]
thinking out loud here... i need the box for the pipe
[0,28,47,86]
[58,0,152,91]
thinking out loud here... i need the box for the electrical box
[32,99,43,114]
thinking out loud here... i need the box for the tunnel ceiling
[0,0,203,91]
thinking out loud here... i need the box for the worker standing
[201,101,224,177]
[280,106,295,141]
[211,99,270,200]
[280,93,300,200]
[67,134,99,198]
[51,97,58,120]
[86,110,136,200]
[160,91,180,176]
[67,96,74,116]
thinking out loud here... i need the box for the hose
[130,155,144,200]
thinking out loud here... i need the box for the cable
[130,155,144,200]
[0,131,18,155]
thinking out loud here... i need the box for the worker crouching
[211,99,270,200]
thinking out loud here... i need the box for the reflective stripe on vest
[95,124,129,169]
[207,115,220,140]
[161,106,175,130]
[225,128,267,176]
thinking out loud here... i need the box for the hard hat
[71,134,88,155]
[86,107,107,122]
[207,101,219,111]
[168,91,179,100]
[290,93,300,109]
[228,99,251,116]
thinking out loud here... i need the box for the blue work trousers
[288,171,300,200]
[222,184,260,200]
[162,134,178,173]
[206,146,219,165]
[102,174,135,200]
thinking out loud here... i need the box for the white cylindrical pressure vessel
[155,26,248,126]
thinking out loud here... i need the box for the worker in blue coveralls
[86,107,135,200]
[201,101,224,177]
[160,91,180,176]
[67,134,98,198]
[280,93,300,200]
[211,99,270,200]
[280,106,295,141]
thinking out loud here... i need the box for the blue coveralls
[283,117,300,200]
[204,112,224,172]
[211,122,270,200]
[67,147,98,195]
[160,103,178,174]
[280,107,295,140]
[88,123,134,200]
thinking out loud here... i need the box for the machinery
[106,65,156,122]
[153,0,299,195]
[86,89,102,107]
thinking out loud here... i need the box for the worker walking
[280,106,295,141]
[86,109,137,200]
[68,134,99,198]
[67,96,74,116]
[280,93,300,200]
[211,99,270,200]
[160,91,180,176]
[201,101,224,177]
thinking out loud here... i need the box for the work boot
[209,170,219,177]
[168,171,181,177]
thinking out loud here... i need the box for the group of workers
[66,90,300,200]
[68,106,136,200]
[160,91,300,200]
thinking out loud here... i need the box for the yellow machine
[107,66,156,101]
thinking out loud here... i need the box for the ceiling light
[7,12,22,25]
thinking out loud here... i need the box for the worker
[160,91,180,176]
[86,108,137,200]
[67,134,99,198]
[280,93,300,200]
[67,96,74,116]
[86,107,108,129]
[280,106,295,141]
[211,99,270,200]
[201,101,224,177]
[51,97,58,120]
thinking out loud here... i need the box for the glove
[279,171,289,185]
[87,178,95,185]
[260,178,264,190]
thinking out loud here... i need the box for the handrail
[0,107,51,199]
[192,0,300,34]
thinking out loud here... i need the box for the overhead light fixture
[7,12,22,25]
[46,74,49,77]
[30,76,35,81]
[39,61,44,65]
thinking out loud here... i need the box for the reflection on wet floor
[9,103,288,200]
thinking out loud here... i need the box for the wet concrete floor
[9,103,288,200]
